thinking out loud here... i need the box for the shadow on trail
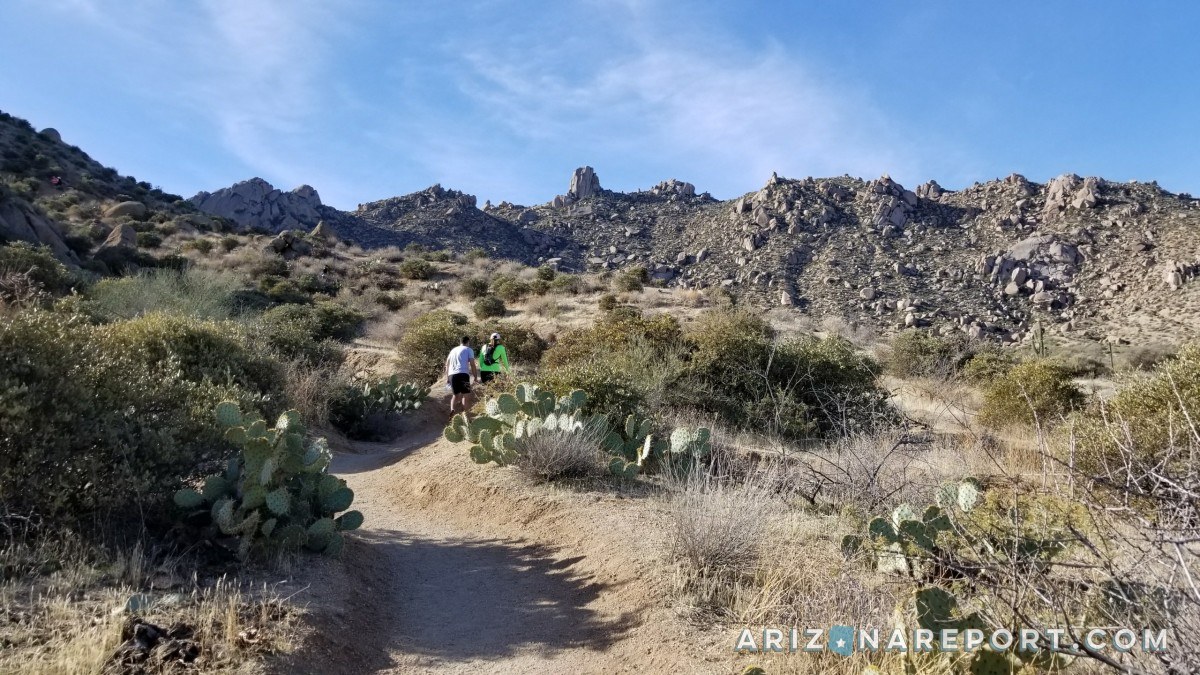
[366,527,637,664]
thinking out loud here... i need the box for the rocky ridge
[187,164,1200,344]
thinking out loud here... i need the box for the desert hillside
[2,105,1199,675]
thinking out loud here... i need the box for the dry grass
[281,359,349,428]
[0,540,299,675]
[511,427,606,482]
[524,295,562,318]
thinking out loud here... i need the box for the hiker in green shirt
[478,332,510,384]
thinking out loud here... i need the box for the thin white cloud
[453,35,922,199]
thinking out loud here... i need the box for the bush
[251,256,289,279]
[538,312,684,420]
[536,265,556,281]
[961,349,1015,384]
[0,311,282,527]
[97,313,286,407]
[1069,343,1200,476]
[260,301,364,342]
[398,258,433,280]
[885,330,975,380]
[978,359,1085,429]
[87,268,244,321]
[396,309,473,383]
[491,275,531,303]
[510,428,604,482]
[550,274,580,294]
[613,266,647,292]
[473,322,547,366]
[257,301,362,364]
[473,295,506,319]
[186,239,217,254]
[598,293,620,312]
[463,247,488,262]
[0,242,75,296]
[136,231,163,248]
[377,291,408,311]
[529,278,551,295]
[219,236,241,252]
[459,277,490,299]
[676,309,891,437]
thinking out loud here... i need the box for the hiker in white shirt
[445,336,480,414]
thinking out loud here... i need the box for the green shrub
[184,237,213,254]
[219,236,240,252]
[473,322,547,366]
[256,301,362,365]
[538,312,683,420]
[377,291,408,311]
[529,279,551,295]
[885,330,975,380]
[0,242,75,296]
[474,295,506,319]
[257,276,309,304]
[0,311,281,527]
[136,231,163,248]
[613,267,647,292]
[463,247,488,262]
[536,265,556,281]
[459,277,490,299]
[961,349,1015,384]
[97,313,286,406]
[550,274,580,294]
[491,275,530,302]
[1068,344,1200,477]
[978,359,1085,429]
[598,293,620,312]
[251,256,289,279]
[396,309,473,383]
[87,268,244,321]
[676,309,890,437]
[398,258,433,280]
[260,301,364,342]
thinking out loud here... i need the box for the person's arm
[470,356,480,381]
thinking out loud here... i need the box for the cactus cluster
[841,478,979,576]
[443,383,713,479]
[174,401,362,559]
[843,479,1079,674]
[602,413,661,478]
[445,384,604,466]
[331,375,429,439]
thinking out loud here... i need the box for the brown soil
[280,393,731,674]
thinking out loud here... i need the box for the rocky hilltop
[190,178,325,232]
[190,165,1200,345]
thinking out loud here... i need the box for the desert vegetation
[2,106,1198,674]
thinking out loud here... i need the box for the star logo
[828,625,855,657]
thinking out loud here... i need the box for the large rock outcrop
[189,178,323,232]
[0,197,79,263]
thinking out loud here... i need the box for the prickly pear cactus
[173,401,362,560]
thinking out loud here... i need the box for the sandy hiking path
[280,398,730,674]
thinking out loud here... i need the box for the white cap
[490,332,501,340]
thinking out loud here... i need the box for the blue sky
[2,1,1197,209]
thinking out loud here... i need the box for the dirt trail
[285,398,725,674]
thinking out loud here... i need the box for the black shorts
[450,373,471,394]
[480,370,497,383]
